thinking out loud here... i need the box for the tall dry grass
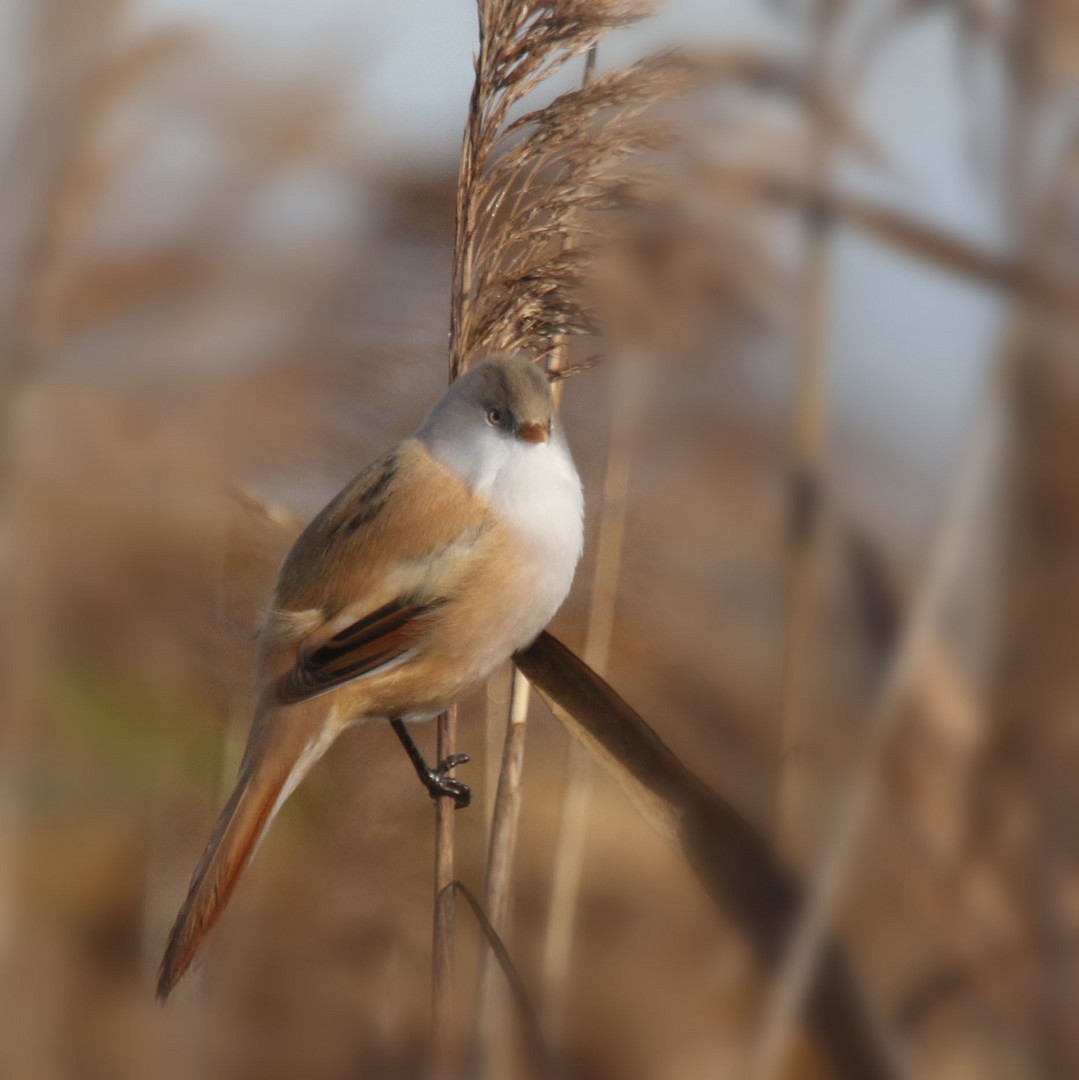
[4,0,1079,1078]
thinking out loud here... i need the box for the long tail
[156,726,327,1000]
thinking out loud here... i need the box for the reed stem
[432,704,459,1075]
[748,369,1003,1080]
[472,40,601,1059]
[474,670,532,1073]
[771,0,838,857]
[541,349,641,1032]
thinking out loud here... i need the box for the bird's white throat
[487,435,582,553]
[427,425,584,634]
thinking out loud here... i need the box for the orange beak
[517,420,550,444]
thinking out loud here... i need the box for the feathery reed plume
[447,0,808,375]
[450,0,654,378]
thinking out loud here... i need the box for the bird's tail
[156,726,327,1000]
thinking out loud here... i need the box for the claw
[428,773,471,810]
[438,752,471,772]
[389,718,472,810]
[428,754,471,809]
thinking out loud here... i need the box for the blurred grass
[45,662,219,793]
[0,0,1077,1078]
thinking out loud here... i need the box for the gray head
[440,356,553,439]
[416,356,561,493]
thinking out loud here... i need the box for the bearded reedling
[157,356,583,999]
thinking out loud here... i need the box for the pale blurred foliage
[0,1,1078,1079]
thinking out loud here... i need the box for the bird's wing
[263,439,492,705]
[159,441,495,997]
[273,595,447,704]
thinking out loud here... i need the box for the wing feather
[274,596,447,704]
[265,440,493,704]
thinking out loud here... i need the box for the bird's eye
[485,407,504,427]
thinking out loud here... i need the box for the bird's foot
[421,753,471,809]
[390,718,471,810]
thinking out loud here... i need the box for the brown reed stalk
[979,7,1079,1070]
[0,0,193,965]
[515,633,900,1079]
[472,40,602,1071]
[540,348,642,1032]
[447,3,669,1065]
[432,704,459,1070]
[473,669,532,1075]
[772,0,841,857]
[483,667,513,835]
[771,219,832,852]
[706,165,1079,314]
[747,365,1005,1080]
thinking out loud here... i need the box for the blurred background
[0,0,1075,1076]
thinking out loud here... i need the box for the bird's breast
[482,438,584,648]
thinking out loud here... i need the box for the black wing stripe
[274,596,446,705]
[311,600,416,664]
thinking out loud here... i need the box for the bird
[156,355,584,1000]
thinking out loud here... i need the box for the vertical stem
[771,0,837,858]
[484,666,512,835]
[474,670,532,1073]
[439,1,500,1065]
[990,7,1079,1074]
[0,394,39,967]
[748,378,1000,1080]
[470,44,601,1053]
[484,676,532,938]
[541,350,641,1033]
[772,213,833,855]
[433,704,458,1075]
[439,1,494,1057]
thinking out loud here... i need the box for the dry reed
[748,365,1006,1080]
[441,1,942,1072]
[540,348,643,1031]
[0,0,197,971]
[464,28,615,1066]
[515,633,900,1079]
[474,669,532,1074]
[772,0,841,860]
[12,2,1079,1077]
[443,4,656,1065]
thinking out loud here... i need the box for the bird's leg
[390,718,471,809]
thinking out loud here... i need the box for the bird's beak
[516,420,550,444]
